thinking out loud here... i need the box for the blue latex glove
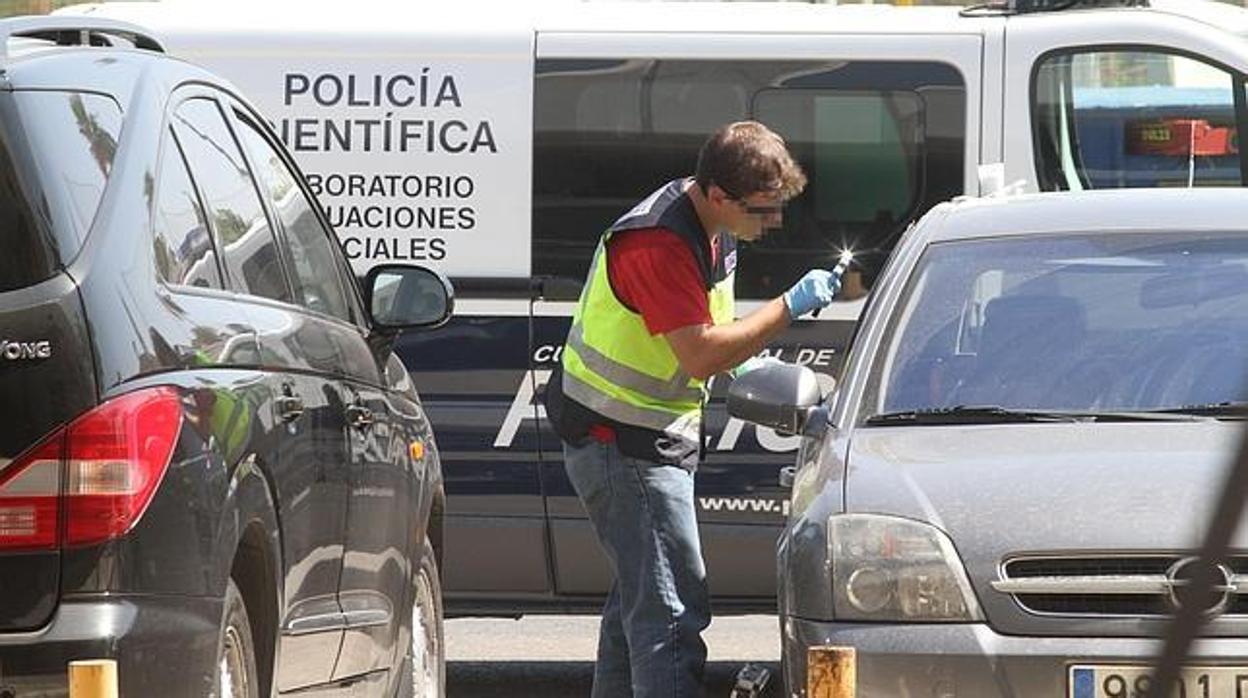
[783,269,841,320]
[729,355,785,380]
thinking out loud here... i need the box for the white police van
[67,0,1248,616]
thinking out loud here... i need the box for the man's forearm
[665,298,791,380]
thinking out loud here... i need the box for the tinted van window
[0,91,122,292]
[533,59,965,296]
[1035,50,1248,191]
[152,128,221,289]
[173,97,290,303]
[233,112,354,322]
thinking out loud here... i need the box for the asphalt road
[446,614,782,697]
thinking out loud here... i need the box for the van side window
[533,59,966,296]
[232,112,354,323]
[172,97,291,303]
[1034,50,1248,191]
[152,128,222,289]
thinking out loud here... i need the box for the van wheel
[396,536,445,697]
[218,578,259,698]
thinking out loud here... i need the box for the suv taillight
[0,435,62,550]
[0,387,183,551]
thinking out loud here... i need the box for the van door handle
[346,403,374,429]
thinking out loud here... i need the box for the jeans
[563,438,710,698]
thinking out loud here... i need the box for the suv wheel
[218,578,259,698]
[396,536,445,697]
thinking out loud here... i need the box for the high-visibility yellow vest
[560,180,735,452]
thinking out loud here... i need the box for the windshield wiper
[1143,401,1248,419]
[866,405,1214,426]
[865,405,1085,425]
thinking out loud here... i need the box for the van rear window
[0,91,122,292]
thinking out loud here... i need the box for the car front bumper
[783,616,1248,698]
[0,594,221,697]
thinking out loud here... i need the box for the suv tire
[396,536,445,697]
[218,578,260,698]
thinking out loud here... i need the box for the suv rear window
[0,90,122,292]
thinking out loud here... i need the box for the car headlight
[830,513,983,622]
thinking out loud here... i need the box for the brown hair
[694,121,806,201]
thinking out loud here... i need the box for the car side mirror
[727,362,823,436]
[363,264,455,331]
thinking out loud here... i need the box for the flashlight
[831,249,854,278]
[811,250,853,318]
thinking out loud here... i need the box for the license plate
[1069,665,1248,698]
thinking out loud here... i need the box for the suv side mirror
[727,363,823,436]
[363,264,455,331]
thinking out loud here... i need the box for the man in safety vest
[545,121,840,697]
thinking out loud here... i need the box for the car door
[394,287,551,610]
[227,104,412,682]
[169,91,351,691]
[530,34,981,601]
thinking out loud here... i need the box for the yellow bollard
[68,659,118,698]
[807,646,856,698]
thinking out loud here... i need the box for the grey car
[729,188,1248,697]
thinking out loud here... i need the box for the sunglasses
[739,202,784,216]
[715,184,787,215]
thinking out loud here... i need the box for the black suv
[0,17,450,697]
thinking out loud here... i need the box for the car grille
[993,555,1248,617]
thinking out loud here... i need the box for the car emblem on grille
[1165,557,1236,616]
[0,340,52,362]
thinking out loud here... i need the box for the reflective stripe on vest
[562,234,734,441]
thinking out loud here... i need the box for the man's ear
[706,184,732,207]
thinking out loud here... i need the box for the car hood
[845,421,1248,634]
[847,421,1246,550]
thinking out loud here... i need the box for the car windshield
[871,231,1248,417]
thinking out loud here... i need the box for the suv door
[531,37,980,603]
[169,92,350,691]
[228,105,412,682]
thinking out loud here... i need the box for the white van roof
[69,1,974,37]
[1149,0,1248,40]
[67,0,1248,45]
